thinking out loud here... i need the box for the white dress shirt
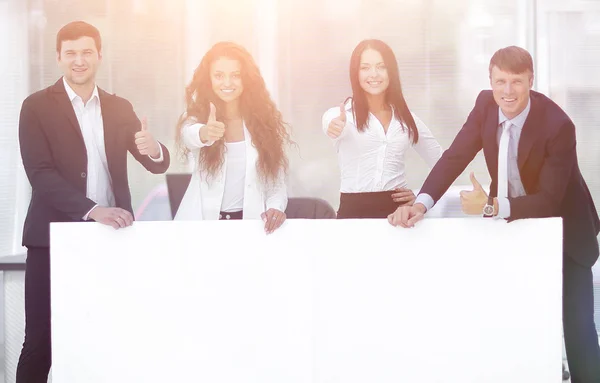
[322,102,443,193]
[63,78,115,217]
[415,98,531,217]
[63,77,164,219]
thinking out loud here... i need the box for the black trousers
[337,191,400,219]
[219,210,243,220]
[563,255,600,383]
[16,246,51,383]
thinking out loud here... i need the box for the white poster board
[50,218,563,383]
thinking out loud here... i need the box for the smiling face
[358,48,390,96]
[490,65,533,119]
[210,57,244,104]
[57,36,101,88]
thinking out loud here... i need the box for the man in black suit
[17,21,170,382]
[388,46,600,382]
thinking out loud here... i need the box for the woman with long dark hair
[323,39,443,219]
[175,42,290,233]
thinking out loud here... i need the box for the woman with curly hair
[174,42,290,233]
[323,39,443,219]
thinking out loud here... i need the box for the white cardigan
[174,122,288,220]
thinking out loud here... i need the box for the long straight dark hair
[348,39,419,144]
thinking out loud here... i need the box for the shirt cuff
[186,123,215,148]
[266,199,287,213]
[496,197,510,219]
[148,143,164,162]
[83,204,99,221]
[414,193,434,212]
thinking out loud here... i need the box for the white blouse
[221,141,246,212]
[174,121,287,221]
[322,102,443,193]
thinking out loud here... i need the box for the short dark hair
[489,46,533,76]
[56,21,102,54]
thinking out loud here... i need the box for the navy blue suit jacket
[420,90,599,267]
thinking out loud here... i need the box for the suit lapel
[484,103,500,194]
[517,93,541,171]
[483,92,541,194]
[98,88,118,172]
[50,78,84,143]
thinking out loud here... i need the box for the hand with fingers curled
[134,117,160,158]
[199,102,226,143]
[387,203,426,228]
[459,172,488,215]
[88,207,134,230]
[326,103,347,139]
[260,208,286,234]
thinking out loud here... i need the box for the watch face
[483,205,494,215]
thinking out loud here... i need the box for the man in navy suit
[17,21,170,382]
[388,46,600,382]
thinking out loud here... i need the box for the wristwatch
[483,196,495,218]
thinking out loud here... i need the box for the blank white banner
[50,218,563,383]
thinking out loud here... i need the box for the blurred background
[1,0,600,380]
[2,0,600,247]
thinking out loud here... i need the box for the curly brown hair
[177,41,291,185]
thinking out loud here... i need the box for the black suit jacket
[19,78,170,247]
[420,90,600,267]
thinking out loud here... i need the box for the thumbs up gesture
[199,103,226,144]
[326,103,347,139]
[135,117,161,158]
[459,172,489,215]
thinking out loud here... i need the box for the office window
[276,0,522,207]
[26,0,187,215]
